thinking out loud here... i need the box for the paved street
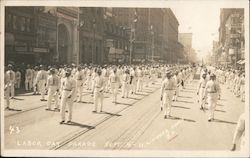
[4,75,244,151]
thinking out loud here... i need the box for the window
[6,13,12,29]
[13,15,17,30]
[26,18,30,32]
[20,17,26,31]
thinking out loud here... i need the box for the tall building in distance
[178,33,196,63]
[218,8,244,67]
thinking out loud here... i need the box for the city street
[4,74,244,151]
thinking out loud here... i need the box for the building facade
[218,8,244,67]
[178,33,195,63]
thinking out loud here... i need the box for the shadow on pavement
[11,97,25,101]
[215,109,226,113]
[168,116,196,123]
[178,95,192,99]
[116,102,133,106]
[177,100,194,104]
[66,121,95,129]
[5,108,22,111]
[212,119,237,125]
[135,93,149,96]
[100,111,122,116]
[128,97,140,100]
[180,90,195,93]
[217,104,224,106]
[172,105,190,110]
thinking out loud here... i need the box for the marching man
[46,68,60,111]
[109,67,120,104]
[60,69,76,124]
[197,73,208,110]
[203,73,221,122]
[25,65,33,91]
[35,65,48,101]
[7,64,16,99]
[161,70,176,119]
[4,66,11,110]
[15,68,21,89]
[74,66,84,102]
[92,68,105,113]
[121,69,130,98]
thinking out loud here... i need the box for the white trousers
[47,86,59,109]
[60,90,73,121]
[163,90,174,116]
[94,88,104,112]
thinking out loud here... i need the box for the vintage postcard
[0,0,249,157]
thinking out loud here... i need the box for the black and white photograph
[0,0,249,157]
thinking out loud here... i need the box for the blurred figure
[204,73,221,122]
[109,67,120,104]
[197,73,208,110]
[25,64,33,91]
[92,68,105,113]
[4,66,11,110]
[7,64,16,99]
[161,71,176,119]
[230,113,245,151]
[121,69,130,98]
[35,65,48,101]
[15,68,21,89]
[46,68,60,111]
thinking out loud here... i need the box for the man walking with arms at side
[203,73,221,122]
[60,69,76,124]
[161,70,176,119]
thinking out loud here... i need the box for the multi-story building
[113,8,182,64]
[218,8,244,67]
[5,7,37,64]
[79,7,104,64]
[178,33,194,63]
[103,8,129,64]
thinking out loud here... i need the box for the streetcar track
[60,90,160,149]
[54,76,191,150]
[51,85,161,150]
[5,92,92,118]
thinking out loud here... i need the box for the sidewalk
[4,80,162,150]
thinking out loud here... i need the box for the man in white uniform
[203,73,221,121]
[60,69,76,124]
[197,73,208,110]
[92,69,105,113]
[7,64,16,99]
[46,68,60,111]
[109,68,120,104]
[35,65,48,101]
[161,71,176,119]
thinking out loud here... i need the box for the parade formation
[2,5,248,156]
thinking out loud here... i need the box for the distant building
[178,33,195,63]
